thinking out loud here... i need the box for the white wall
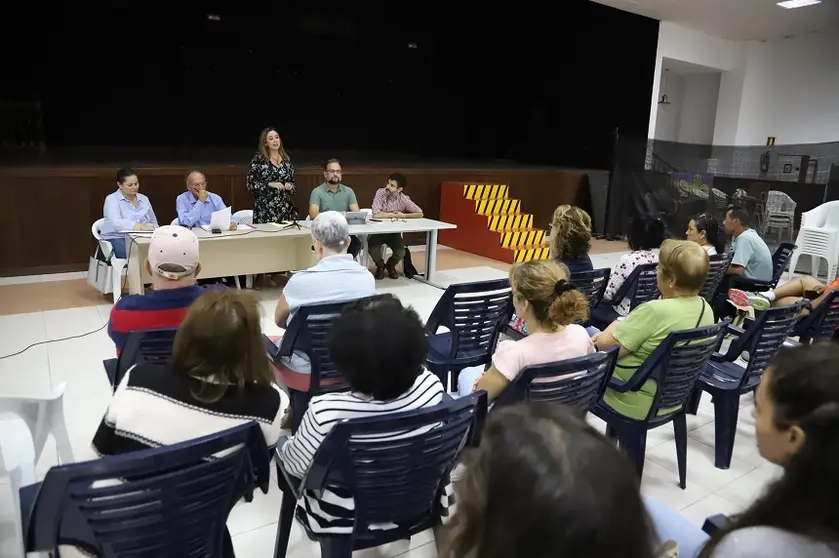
[653,72,720,145]
[649,24,839,146]
[735,32,839,145]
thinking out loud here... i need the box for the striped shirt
[107,284,223,353]
[371,187,423,215]
[279,370,449,534]
[92,363,288,458]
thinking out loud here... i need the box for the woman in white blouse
[686,213,725,257]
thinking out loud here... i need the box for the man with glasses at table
[309,158,362,257]
[368,173,423,279]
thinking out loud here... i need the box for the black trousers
[348,235,361,258]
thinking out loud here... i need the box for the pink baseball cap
[147,225,200,280]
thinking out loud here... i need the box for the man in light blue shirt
[271,211,375,374]
[175,171,236,229]
[724,207,773,281]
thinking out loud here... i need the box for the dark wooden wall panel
[0,165,588,276]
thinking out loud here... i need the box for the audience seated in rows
[457,260,593,401]
[107,225,221,353]
[594,239,713,420]
[549,204,595,274]
[440,404,659,558]
[271,211,375,374]
[277,294,450,538]
[604,215,665,317]
[686,213,726,257]
[698,344,839,557]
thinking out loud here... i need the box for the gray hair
[311,211,349,253]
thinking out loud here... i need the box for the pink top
[371,187,423,215]
[491,324,595,382]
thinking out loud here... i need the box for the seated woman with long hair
[93,289,288,456]
[604,215,666,318]
[699,344,839,558]
[441,404,657,558]
[458,259,593,401]
[550,204,595,273]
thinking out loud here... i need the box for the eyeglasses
[390,218,407,223]
[326,170,342,175]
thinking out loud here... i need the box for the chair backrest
[232,209,254,225]
[23,422,269,557]
[425,279,513,358]
[170,217,180,226]
[701,252,732,303]
[91,218,105,240]
[0,383,68,465]
[611,262,660,311]
[113,328,178,389]
[770,242,797,286]
[493,347,619,411]
[278,300,352,396]
[299,393,487,536]
[796,291,839,344]
[570,268,611,311]
[739,301,808,388]
[711,188,729,210]
[641,318,729,423]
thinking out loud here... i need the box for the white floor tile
[646,436,757,493]
[640,460,711,511]
[678,493,743,528]
[714,463,784,509]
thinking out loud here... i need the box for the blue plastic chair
[571,267,612,312]
[592,319,729,488]
[493,347,619,411]
[701,252,732,304]
[687,301,807,469]
[102,327,178,392]
[590,262,660,329]
[425,279,513,391]
[272,392,487,558]
[19,421,270,558]
[794,290,839,344]
[266,301,354,432]
[729,242,797,292]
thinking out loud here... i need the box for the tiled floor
[0,243,779,557]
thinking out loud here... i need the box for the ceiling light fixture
[777,0,821,9]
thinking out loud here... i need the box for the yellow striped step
[507,244,552,264]
[487,214,533,231]
[463,184,508,200]
[475,198,521,215]
[499,228,547,248]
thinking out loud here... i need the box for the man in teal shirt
[309,158,362,257]
[724,207,773,282]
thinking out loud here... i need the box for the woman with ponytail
[699,344,839,558]
[457,260,593,400]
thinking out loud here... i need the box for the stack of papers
[200,207,232,231]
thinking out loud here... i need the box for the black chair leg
[320,536,354,558]
[273,476,297,558]
[673,411,688,489]
[617,424,648,481]
[713,392,741,469]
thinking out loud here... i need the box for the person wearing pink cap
[107,225,221,353]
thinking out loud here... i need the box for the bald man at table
[175,171,237,230]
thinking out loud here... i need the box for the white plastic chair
[788,201,839,281]
[232,209,253,226]
[764,190,797,241]
[171,217,180,226]
[92,218,128,304]
[0,383,74,554]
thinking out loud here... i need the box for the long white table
[300,217,457,287]
[125,224,316,294]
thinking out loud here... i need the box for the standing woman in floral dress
[247,127,298,224]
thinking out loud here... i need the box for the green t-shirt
[603,296,713,420]
[309,183,358,213]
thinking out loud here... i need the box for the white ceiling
[591,0,839,41]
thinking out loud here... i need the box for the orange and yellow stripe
[513,246,551,263]
[500,229,546,248]
[463,184,509,200]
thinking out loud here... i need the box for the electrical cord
[0,235,138,360]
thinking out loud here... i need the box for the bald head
[658,239,709,292]
[186,171,206,196]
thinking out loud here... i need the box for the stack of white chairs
[788,200,839,281]
[764,190,797,241]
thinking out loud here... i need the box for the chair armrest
[702,514,730,536]
[607,375,632,393]
[730,276,771,292]
[710,324,747,362]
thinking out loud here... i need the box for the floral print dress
[246,153,298,224]
[604,249,658,316]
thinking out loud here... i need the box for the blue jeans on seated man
[108,236,128,259]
